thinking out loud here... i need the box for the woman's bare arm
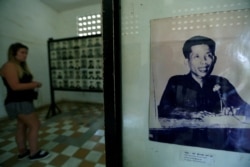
[1,62,41,91]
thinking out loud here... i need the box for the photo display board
[48,35,103,92]
[149,9,250,153]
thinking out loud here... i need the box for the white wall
[0,0,102,118]
[57,4,101,38]
[121,0,250,167]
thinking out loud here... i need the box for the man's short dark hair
[182,35,216,59]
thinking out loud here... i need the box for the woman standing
[0,43,49,160]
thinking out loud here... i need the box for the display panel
[48,35,103,92]
[149,9,250,153]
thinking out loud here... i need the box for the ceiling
[40,0,101,12]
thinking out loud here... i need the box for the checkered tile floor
[0,101,105,167]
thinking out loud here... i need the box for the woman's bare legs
[16,119,28,155]
[17,112,40,156]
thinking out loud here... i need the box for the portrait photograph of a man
[149,9,250,153]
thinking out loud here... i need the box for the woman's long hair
[8,43,33,78]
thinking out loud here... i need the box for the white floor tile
[99,136,105,144]
[61,125,72,130]
[61,145,79,156]
[61,157,82,167]
[95,164,106,167]
[85,150,102,163]
[77,126,89,133]
[46,127,59,133]
[94,129,104,136]
[62,130,74,136]
[82,140,97,150]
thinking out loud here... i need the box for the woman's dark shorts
[5,101,34,119]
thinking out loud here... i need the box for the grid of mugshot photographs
[49,36,103,91]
